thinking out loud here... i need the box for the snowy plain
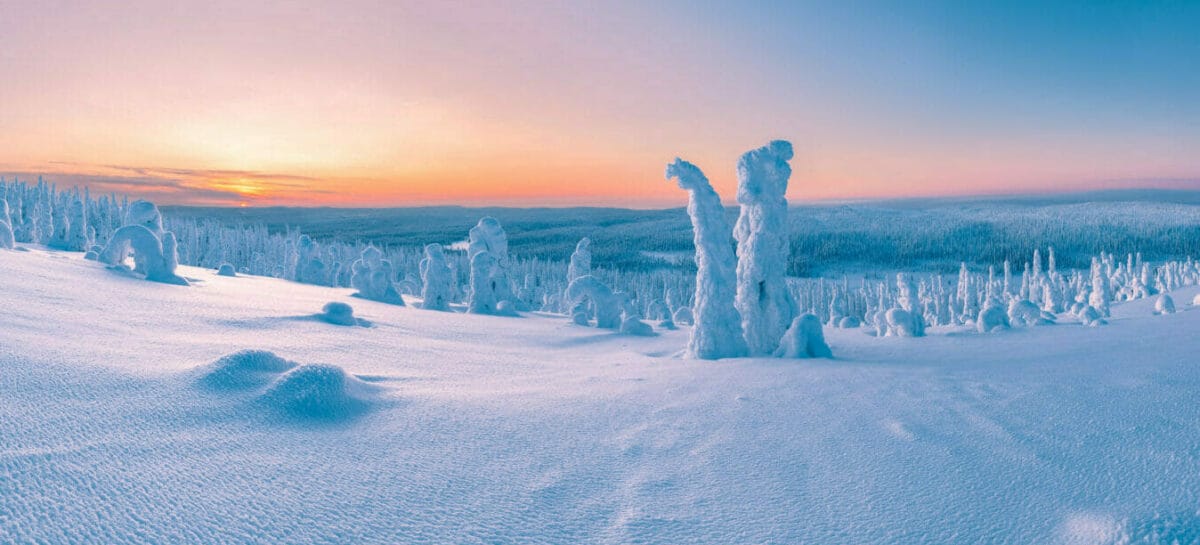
[3,247,1200,544]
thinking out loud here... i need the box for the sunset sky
[1,1,1197,207]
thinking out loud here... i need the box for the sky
[1,0,1197,207]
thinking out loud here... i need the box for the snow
[3,247,1200,544]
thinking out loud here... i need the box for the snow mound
[260,364,374,419]
[217,263,237,277]
[320,301,357,326]
[196,350,297,391]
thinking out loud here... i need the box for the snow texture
[666,158,747,359]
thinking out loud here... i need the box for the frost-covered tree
[65,199,90,251]
[976,303,1010,333]
[775,314,832,358]
[567,237,591,284]
[468,217,516,306]
[419,243,452,311]
[894,273,926,337]
[351,246,404,305]
[468,251,499,314]
[126,199,163,235]
[0,199,14,249]
[734,140,797,356]
[1088,257,1111,317]
[99,225,188,285]
[666,158,747,359]
[565,275,621,329]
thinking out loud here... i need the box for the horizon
[2,1,1198,206]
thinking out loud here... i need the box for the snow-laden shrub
[419,243,453,311]
[1193,293,1200,307]
[838,316,861,328]
[666,158,747,359]
[99,225,188,285]
[1154,294,1176,315]
[620,316,656,336]
[320,301,358,326]
[977,304,1010,333]
[565,275,620,329]
[217,263,237,277]
[1008,299,1051,327]
[884,308,921,337]
[351,246,404,305]
[775,314,833,358]
[734,140,797,356]
[658,315,677,330]
[1078,305,1107,327]
[570,301,591,326]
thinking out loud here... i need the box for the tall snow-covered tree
[734,140,797,356]
[666,158,747,359]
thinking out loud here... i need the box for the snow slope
[3,247,1200,544]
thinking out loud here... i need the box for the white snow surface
[3,247,1200,544]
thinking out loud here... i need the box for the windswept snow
[3,247,1200,544]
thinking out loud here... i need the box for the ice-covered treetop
[665,158,717,196]
[736,140,793,204]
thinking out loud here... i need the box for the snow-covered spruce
[567,237,592,284]
[666,158,747,359]
[734,140,798,356]
[0,199,14,249]
[1008,299,1052,327]
[565,275,621,329]
[894,273,925,337]
[64,199,90,251]
[419,243,453,311]
[1079,305,1107,327]
[468,217,516,306]
[217,263,237,277]
[294,235,327,286]
[468,251,499,314]
[99,224,189,285]
[775,314,833,359]
[350,246,405,305]
[126,199,164,235]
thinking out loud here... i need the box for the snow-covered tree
[1088,257,1111,317]
[468,217,515,306]
[0,199,14,249]
[99,225,188,285]
[567,237,591,284]
[734,140,797,356]
[419,243,452,311]
[666,158,747,359]
[565,275,621,329]
[351,246,404,305]
[467,251,499,314]
[1154,294,1176,315]
[775,314,832,358]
